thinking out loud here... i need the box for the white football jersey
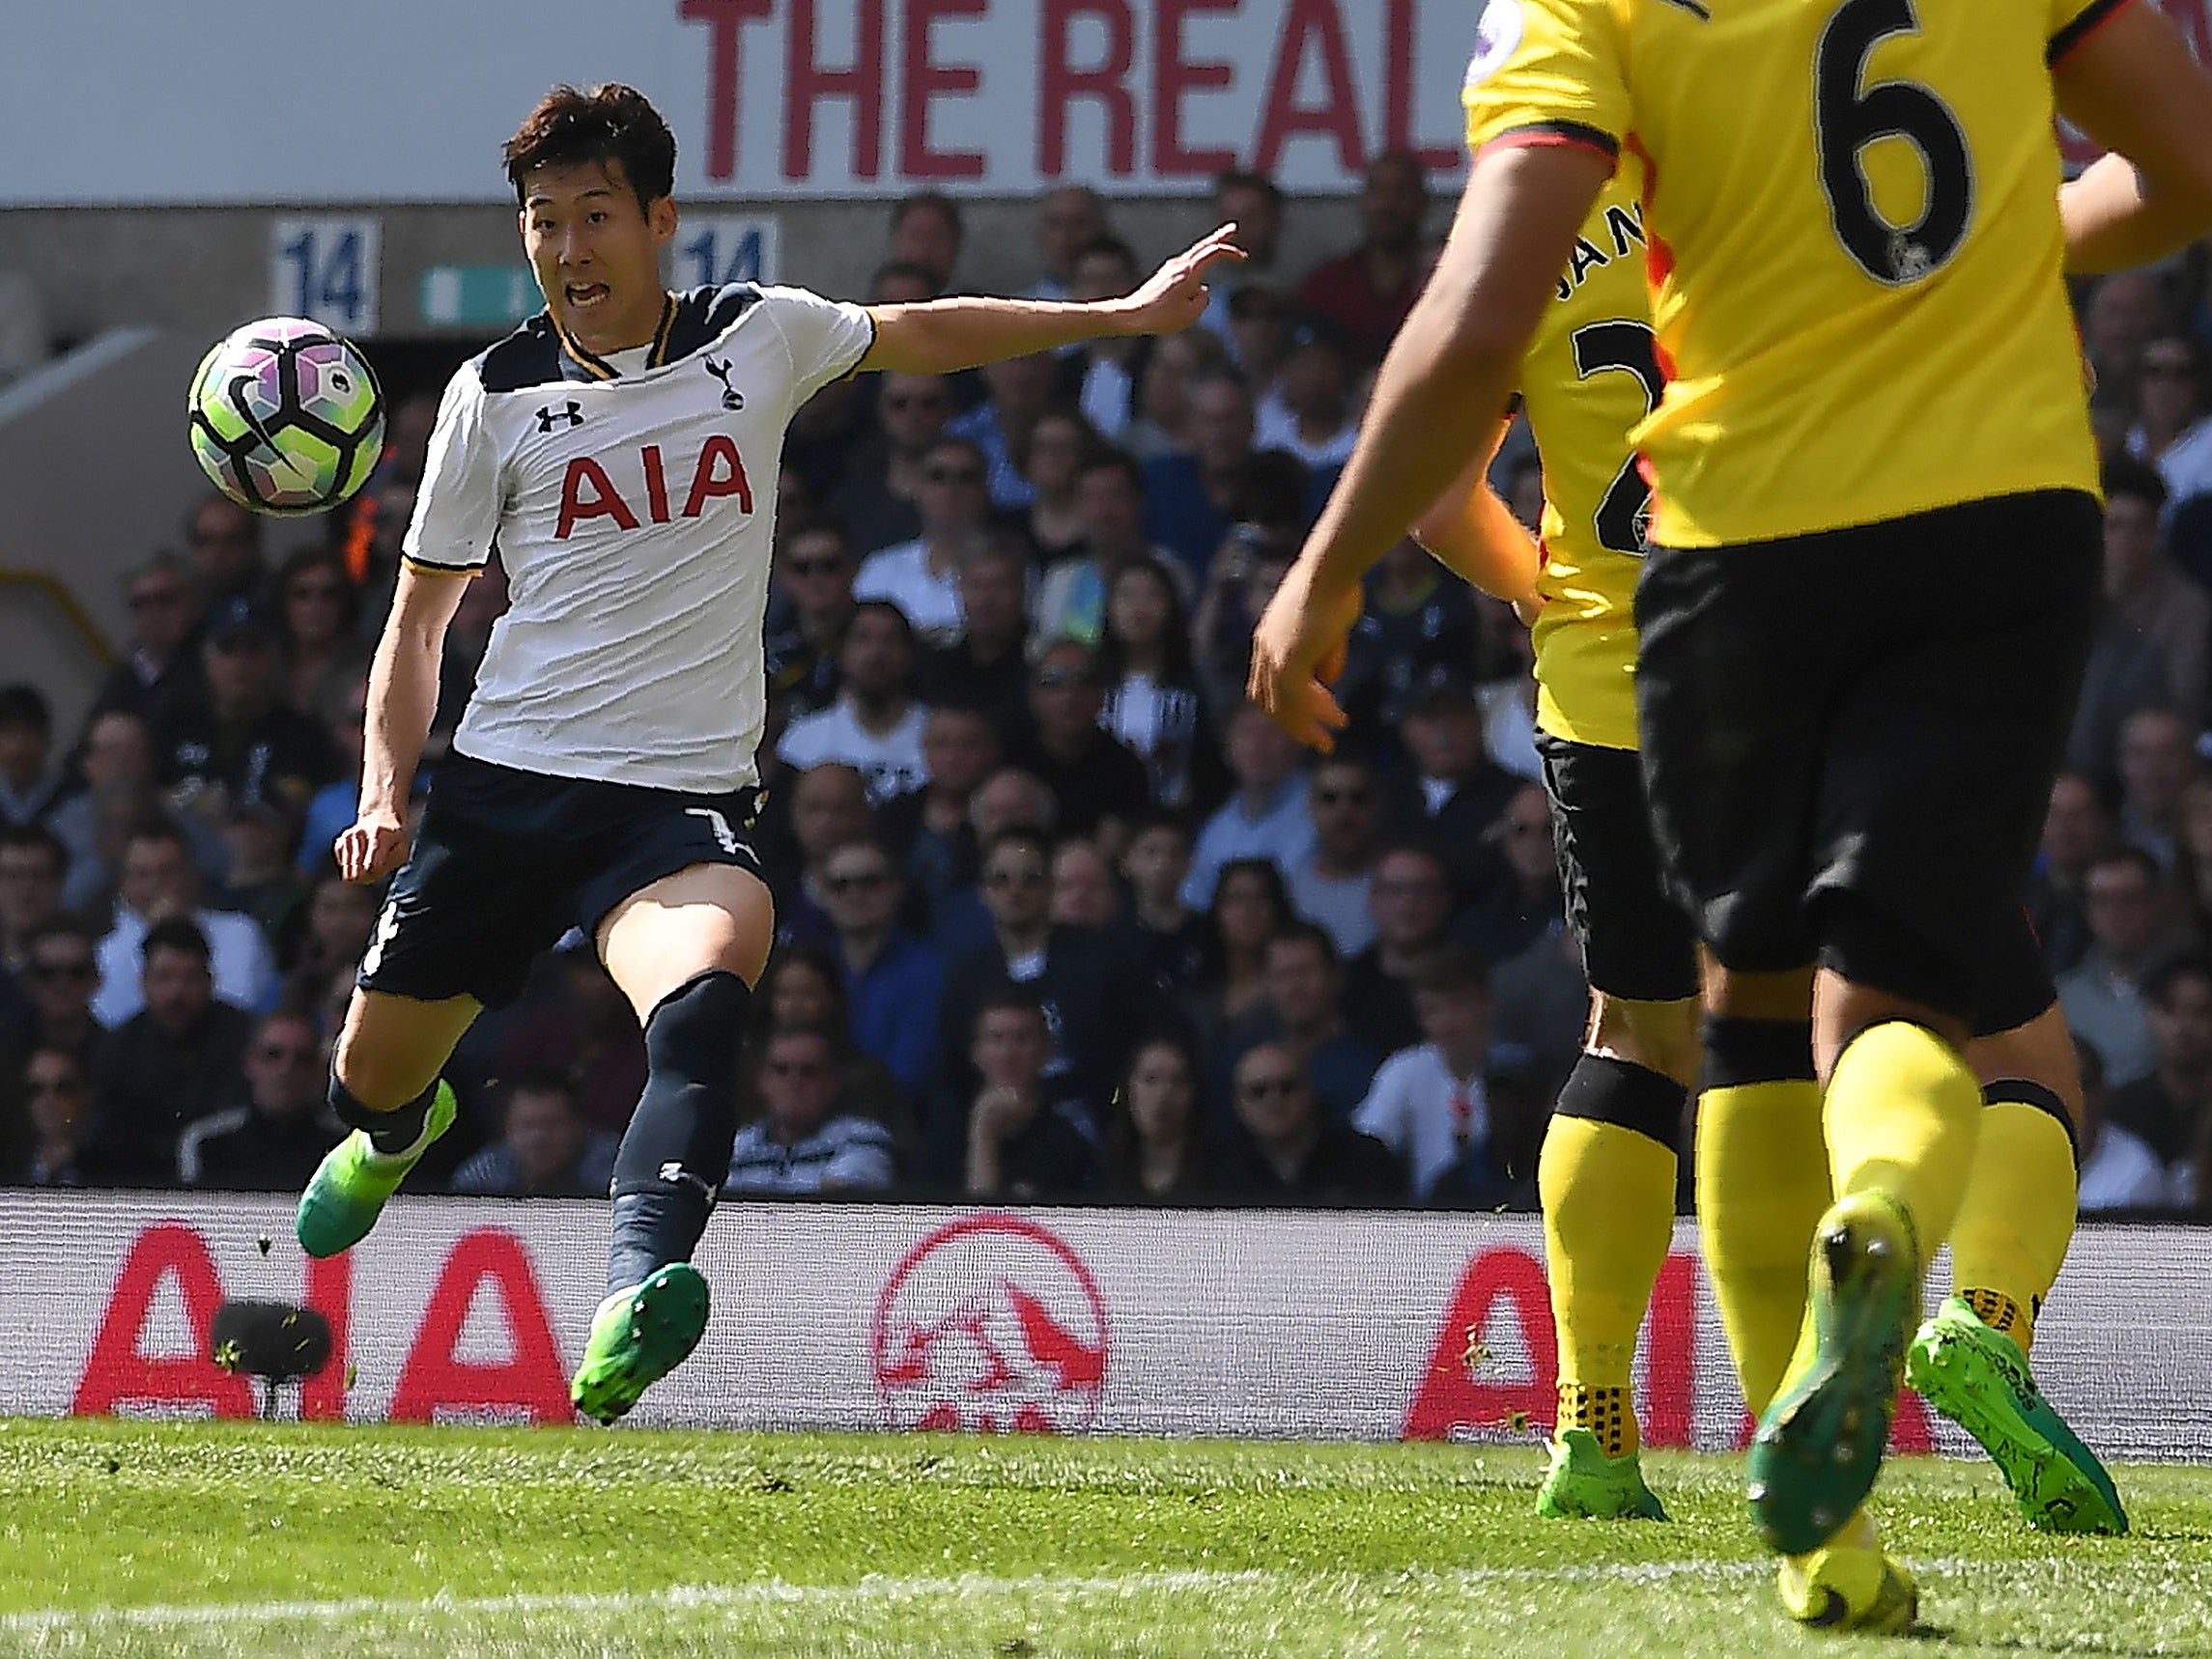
[404,284,875,791]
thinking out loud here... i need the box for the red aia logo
[555,436,753,539]
[870,1215,1109,1435]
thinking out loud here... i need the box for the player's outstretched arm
[1248,143,1605,751]
[337,561,470,885]
[858,225,1245,375]
[1410,418,1544,605]
[2056,1,2212,272]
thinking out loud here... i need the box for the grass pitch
[1,1420,2208,1657]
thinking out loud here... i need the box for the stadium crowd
[4,161,2212,1210]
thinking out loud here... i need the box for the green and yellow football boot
[294,1081,459,1258]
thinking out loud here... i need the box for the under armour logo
[703,355,745,410]
[536,401,584,432]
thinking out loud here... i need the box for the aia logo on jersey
[870,1215,1109,1434]
[554,436,755,539]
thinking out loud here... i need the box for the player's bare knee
[333,992,467,1110]
[1967,1004,2085,1137]
[1587,994,1701,1087]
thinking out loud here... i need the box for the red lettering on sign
[299,1251,352,1422]
[1403,1246,1558,1440]
[1640,1251,1696,1448]
[901,0,988,180]
[786,0,886,181]
[1152,0,1239,178]
[73,1223,254,1419]
[680,0,776,182]
[388,1229,571,1424]
[684,435,755,516]
[557,456,642,540]
[1385,0,1465,175]
[1254,0,1365,176]
[1038,0,1136,177]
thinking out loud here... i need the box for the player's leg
[572,845,773,1425]
[1529,735,1695,1519]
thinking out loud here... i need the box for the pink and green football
[187,318,385,517]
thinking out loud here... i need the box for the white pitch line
[0,1558,2017,1634]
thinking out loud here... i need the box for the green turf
[2,1420,2209,1657]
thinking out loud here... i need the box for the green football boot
[1747,1190,1918,1558]
[294,1081,458,1258]
[1907,1294,2129,1535]
[1535,1427,1669,1520]
[570,1262,711,1426]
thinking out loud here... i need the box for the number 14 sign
[272,218,382,337]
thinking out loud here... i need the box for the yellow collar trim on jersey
[554,293,678,381]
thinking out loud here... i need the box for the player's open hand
[335,809,411,885]
[1248,561,1360,753]
[1113,225,1248,337]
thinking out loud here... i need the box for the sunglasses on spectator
[927,465,984,486]
[787,556,846,577]
[1034,666,1098,689]
[1239,1075,1301,1101]
[985,865,1048,888]
[826,869,891,893]
[1315,787,1370,806]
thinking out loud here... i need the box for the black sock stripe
[1701,1016,1815,1088]
[1554,1053,1687,1148]
[1980,1077,2082,1168]
[328,1074,439,1135]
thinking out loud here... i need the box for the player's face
[520,158,678,354]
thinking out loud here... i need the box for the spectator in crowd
[820,835,945,1108]
[1104,1032,1211,1201]
[745,944,915,1144]
[950,351,1063,510]
[1181,705,1316,910]
[2072,471,2195,783]
[2178,774,2212,928]
[1049,838,1121,931]
[920,538,1033,731]
[726,1024,897,1195]
[1006,639,1153,841]
[1094,557,1216,812]
[1121,815,1206,990]
[272,546,368,729]
[158,600,338,821]
[880,704,1000,920]
[868,259,939,307]
[2132,333,2212,504]
[10,1044,109,1187]
[480,947,647,1138]
[1353,947,1502,1203]
[1142,370,1264,576]
[2112,462,2207,722]
[1344,842,1456,1057]
[777,763,873,949]
[782,363,876,503]
[93,915,254,1183]
[1037,449,1180,647]
[1202,169,1290,343]
[1297,150,1433,365]
[1069,236,1149,438]
[1503,452,1547,531]
[1017,408,1099,566]
[2117,705,2199,875]
[93,818,273,1026]
[1122,326,1231,462]
[293,676,366,879]
[1285,756,1382,959]
[1218,1041,1403,1204]
[1227,283,1294,408]
[828,371,954,554]
[2084,269,2168,418]
[2107,954,2212,1170]
[777,602,929,803]
[2030,772,2116,974]
[888,191,963,292]
[2057,846,2170,1086]
[0,686,64,830]
[0,824,65,977]
[1489,925,1594,1108]
[1188,857,1292,1038]
[1028,183,1109,303]
[1398,669,1523,894]
[963,988,1100,1199]
[1256,319,1360,471]
[50,710,222,905]
[218,800,306,943]
[1456,784,1565,966]
[6,922,108,1080]
[1334,539,1487,742]
[765,520,859,719]
[182,492,266,611]
[2074,1036,2171,1211]
[94,554,207,730]
[175,1009,339,1190]
[854,437,993,645]
[1219,923,1382,1125]
[451,1071,619,1198]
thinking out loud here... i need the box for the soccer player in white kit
[292,82,1241,1422]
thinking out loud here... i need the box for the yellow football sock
[1698,1075,1831,1415]
[1540,1104,1679,1459]
[1823,1021,1983,1266]
[1947,1091,2079,1357]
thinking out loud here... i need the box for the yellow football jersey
[1462,0,2110,548]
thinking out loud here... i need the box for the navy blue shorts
[1537,732,1699,1004]
[358,753,766,1008]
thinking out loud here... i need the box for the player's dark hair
[1075,235,1140,277]
[1215,168,1285,211]
[2103,453,2169,512]
[848,599,918,653]
[142,914,212,968]
[973,983,1048,1032]
[1078,444,1145,495]
[504,84,677,211]
[1267,919,1341,971]
[2143,953,2212,1009]
[891,191,963,238]
[500,1067,583,1117]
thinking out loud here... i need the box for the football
[186,317,385,516]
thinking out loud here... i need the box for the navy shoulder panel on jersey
[474,315,568,395]
[663,284,766,362]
